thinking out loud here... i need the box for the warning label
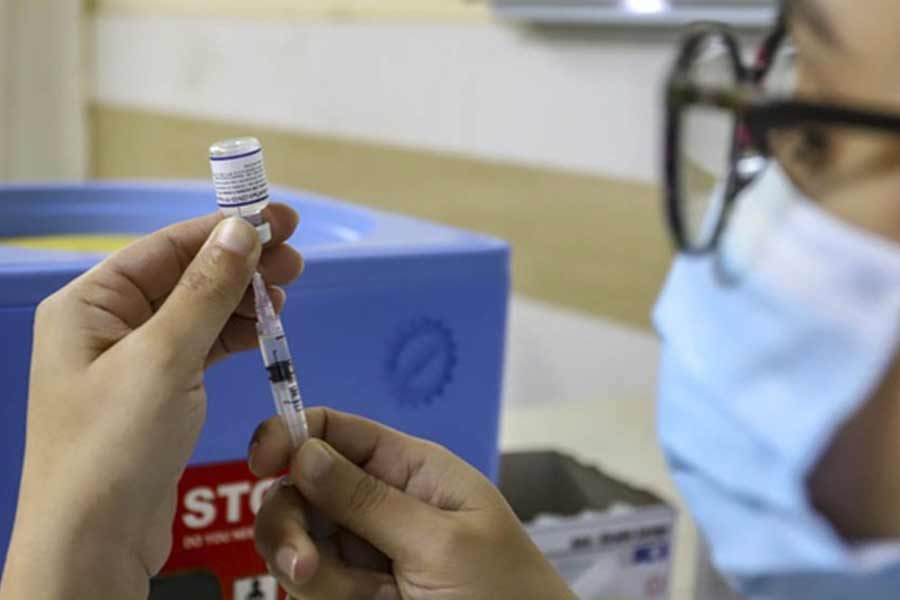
[153,460,281,600]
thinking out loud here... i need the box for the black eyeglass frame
[664,19,900,254]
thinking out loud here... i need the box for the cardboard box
[500,451,676,600]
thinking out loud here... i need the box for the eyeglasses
[664,20,900,255]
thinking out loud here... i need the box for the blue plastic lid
[0,182,507,307]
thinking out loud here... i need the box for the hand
[251,408,575,600]
[0,206,303,600]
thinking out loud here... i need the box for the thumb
[145,217,261,362]
[291,439,443,563]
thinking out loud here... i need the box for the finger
[86,203,297,313]
[291,438,443,562]
[151,253,295,317]
[207,285,286,368]
[249,417,294,477]
[306,408,440,472]
[250,408,477,495]
[255,482,396,599]
[306,408,482,505]
[274,553,397,600]
[142,218,261,365]
[258,245,305,287]
[250,408,491,511]
[336,529,391,573]
[144,482,179,576]
[254,481,320,586]
[146,284,285,368]
[234,285,286,320]
[150,217,300,316]
[207,286,285,366]
[261,203,300,249]
[56,204,299,361]
[250,409,427,480]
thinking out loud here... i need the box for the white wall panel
[93,15,674,182]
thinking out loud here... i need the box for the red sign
[157,460,282,600]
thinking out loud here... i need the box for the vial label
[210,148,269,209]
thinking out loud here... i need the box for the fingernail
[300,441,333,483]
[247,441,260,473]
[262,479,279,502]
[268,286,286,311]
[212,217,256,257]
[275,546,299,583]
[375,584,400,600]
[262,476,292,503]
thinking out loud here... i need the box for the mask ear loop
[713,163,751,287]
[713,104,764,285]
[714,230,742,286]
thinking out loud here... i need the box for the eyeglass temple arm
[752,18,787,85]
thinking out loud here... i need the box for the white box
[500,451,676,600]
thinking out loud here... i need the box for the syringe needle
[252,273,279,333]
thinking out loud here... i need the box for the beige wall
[89,5,680,326]
[93,0,488,19]
[0,0,87,180]
[91,13,676,183]
[91,105,671,330]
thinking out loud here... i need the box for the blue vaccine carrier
[0,183,510,570]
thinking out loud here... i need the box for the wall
[88,5,676,410]
[0,0,86,180]
[0,2,10,178]
[92,0,489,20]
[92,15,674,183]
[90,12,679,325]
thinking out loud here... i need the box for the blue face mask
[654,164,900,598]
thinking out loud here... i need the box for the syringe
[209,137,310,449]
[252,272,310,448]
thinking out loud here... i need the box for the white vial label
[210,147,269,209]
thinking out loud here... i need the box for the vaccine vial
[209,137,272,244]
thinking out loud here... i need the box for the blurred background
[0,1,774,598]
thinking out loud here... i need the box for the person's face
[786,0,900,242]
[789,0,900,539]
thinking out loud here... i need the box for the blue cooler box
[0,183,509,571]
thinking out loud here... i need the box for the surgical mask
[654,163,900,598]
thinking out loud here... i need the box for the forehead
[786,0,900,100]
[790,0,900,54]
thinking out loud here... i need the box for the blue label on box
[633,543,669,564]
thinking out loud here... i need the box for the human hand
[251,408,575,600]
[0,206,302,600]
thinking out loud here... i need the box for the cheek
[823,0,900,81]
[818,168,900,245]
[793,63,820,101]
[808,348,900,540]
